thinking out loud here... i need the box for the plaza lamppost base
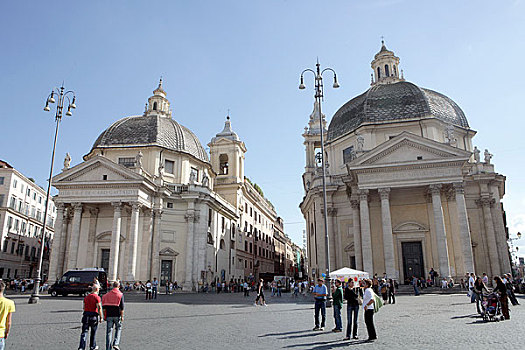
[28,294,40,304]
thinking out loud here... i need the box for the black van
[48,268,108,297]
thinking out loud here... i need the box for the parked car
[48,268,107,297]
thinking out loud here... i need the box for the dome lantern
[146,78,171,117]
[370,39,404,86]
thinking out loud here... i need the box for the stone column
[429,184,451,278]
[65,203,83,271]
[150,209,162,280]
[453,183,475,274]
[48,203,65,281]
[184,203,196,291]
[126,203,141,281]
[57,209,71,276]
[478,197,500,277]
[108,202,122,282]
[327,207,340,269]
[359,190,374,273]
[350,199,362,270]
[490,185,512,273]
[87,208,99,267]
[379,188,397,280]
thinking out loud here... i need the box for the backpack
[373,292,384,313]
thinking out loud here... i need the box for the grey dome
[92,114,209,162]
[327,81,469,141]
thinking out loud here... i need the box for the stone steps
[395,285,466,295]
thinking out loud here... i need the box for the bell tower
[302,100,326,191]
[370,40,404,86]
[209,116,246,185]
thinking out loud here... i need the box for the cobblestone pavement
[6,291,524,349]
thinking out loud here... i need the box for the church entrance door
[160,260,173,286]
[401,242,424,284]
[100,249,110,272]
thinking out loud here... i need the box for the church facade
[48,81,281,290]
[301,42,510,283]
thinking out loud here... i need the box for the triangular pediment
[348,132,471,167]
[159,247,179,256]
[53,155,144,184]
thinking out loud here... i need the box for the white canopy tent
[330,267,369,282]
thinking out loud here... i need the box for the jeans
[364,309,377,340]
[79,313,99,350]
[314,299,326,328]
[413,285,420,296]
[346,305,359,338]
[470,287,476,303]
[152,286,158,299]
[388,291,396,304]
[333,304,342,330]
[0,337,5,350]
[106,316,122,350]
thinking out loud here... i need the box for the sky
[1,1,524,258]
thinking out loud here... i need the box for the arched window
[384,64,390,77]
[377,67,381,79]
[219,154,229,175]
[220,239,225,249]
[207,232,214,245]
[393,65,397,77]
[153,102,157,111]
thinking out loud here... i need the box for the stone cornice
[351,160,466,174]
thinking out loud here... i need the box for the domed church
[301,42,510,283]
[48,80,279,290]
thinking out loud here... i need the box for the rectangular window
[244,203,248,212]
[27,188,31,196]
[21,221,26,233]
[221,217,225,232]
[250,207,252,217]
[118,157,136,168]
[244,260,247,268]
[38,196,42,204]
[245,241,248,251]
[32,192,36,200]
[0,194,4,206]
[10,242,15,254]
[208,209,212,227]
[0,177,4,185]
[166,202,173,209]
[12,179,17,188]
[14,219,19,231]
[9,196,16,209]
[164,160,175,174]
[190,167,199,181]
[343,146,354,164]
[2,240,7,252]
[249,242,252,253]
[7,216,12,229]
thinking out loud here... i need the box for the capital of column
[56,202,66,212]
[358,189,369,201]
[453,182,465,194]
[327,208,338,217]
[350,199,360,209]
[131,202,142,212]
[185,212,195,222]
[476,196,495,208]
[378,187,391,200]
[153,208,163,219]
[89,208,100,216]
[72,202,83,212]
[111,202,123,213]
[429,184,442,196]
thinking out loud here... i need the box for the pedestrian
[493,276,510,320]
[254,279,266,306]
[145,280,152,300]
[102,281,124,350]
[412,276,420,296]
[504,274,519,306]
[0,281,15,350]
[343,279,359,340]
[312,278,327,331]
[165,280,170,295]
[481,273,489,286]
[362,279,377,342]
[243,281,249,297]
[78,284,104,350]
[152,278,159,299]
[388,278,396,304]
[331,279,343,333]
[379,280,388,303]
[468,273,475,302]
[372,276,379,295]
[473,276,488,314]
[429,268,436,286]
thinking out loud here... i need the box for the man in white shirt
[468,273,475,303]
[482,273,489,285]
[362,279,377,342]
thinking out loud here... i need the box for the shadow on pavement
[450,313,479,319]
[259,330,311,337]
[283,339,371,349]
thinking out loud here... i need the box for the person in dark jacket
[473,276,489,314]
[493,276,510,320]
[388,279,396,304]
[343,279,360,340]
[332,279,343,333]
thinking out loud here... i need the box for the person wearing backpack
[362,279,377,342]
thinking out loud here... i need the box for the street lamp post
[508,232,522,276]
[299,60,339,307]
[28,85,76,304]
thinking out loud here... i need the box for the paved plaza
[7,291,524,349]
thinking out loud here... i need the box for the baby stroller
[481,293,503,322]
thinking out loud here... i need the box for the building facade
[49,81,287,289]
[301,42,511,283]
[0,160,56,279]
